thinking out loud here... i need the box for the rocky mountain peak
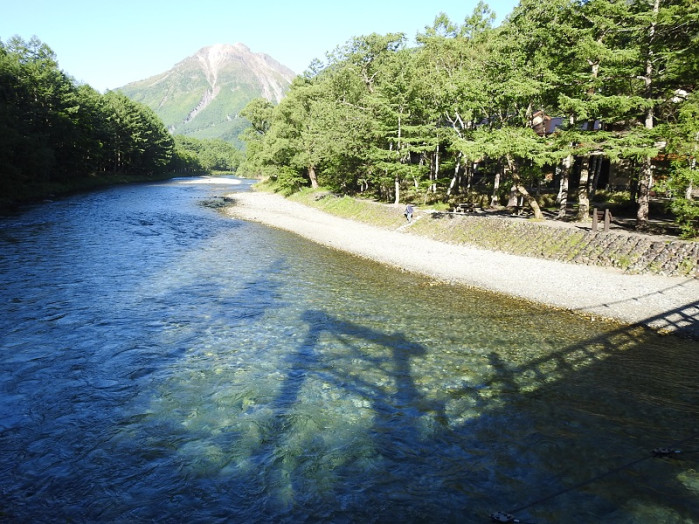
[118,43,296,144]
[191,43,294,103]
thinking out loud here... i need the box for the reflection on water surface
[0,178,697,522]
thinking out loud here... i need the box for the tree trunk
[394,111,403,205]
[557,116,576,220]
[416,155,423,190]
[308,164,319,189]
[515,183,543,219]
[687,157,696,200]
[636,158,652,228]
[507,156,543,219]
[431,147,439,193]
[447,153,462,197]
[577,156,591,221]
[465,163,473,193]
[636,0,659,230]
[491,164,502,207]
[590,154,602,201]
[556,154,572,219]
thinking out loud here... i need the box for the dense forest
[0,36,240,207]
[238,0,699,237]
[2,1,697,236]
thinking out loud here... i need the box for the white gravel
[225,191,699,336]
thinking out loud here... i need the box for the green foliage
[0,35,182,206]
[659,90,699,238]
[238,1,698,234]
[101,91,175,174]
[273,166,308,196]
[174,135,242,173]
[669,191,699,239]
[289,188,405,227]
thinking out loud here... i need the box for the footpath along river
[0,177,697,522]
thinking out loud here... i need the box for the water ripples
[1,178,697,522]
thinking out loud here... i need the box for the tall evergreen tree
[627,0,699,229]
[415,7,495,199]
[238,2,697,234]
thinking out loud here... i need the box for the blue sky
[2,0,520,92]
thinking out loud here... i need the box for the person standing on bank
[404,204,414,223]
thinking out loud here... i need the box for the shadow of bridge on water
[259,301,699,523]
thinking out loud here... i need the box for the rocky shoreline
[224,191,699,338]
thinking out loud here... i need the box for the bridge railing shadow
[261,302,699,522]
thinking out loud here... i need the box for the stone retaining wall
[418,214,699,278]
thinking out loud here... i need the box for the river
[0,177,697,523]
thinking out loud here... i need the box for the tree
[0,36,66,183]
[0,38,28,191]
[627,0,699,230]
[365,46,426,204]
[472,127,548,219]
[415,7,495,199]
[236,1,697,237]
[102,91,174,174]
[171,136,204,174]
[662,91,699,237]
[238,98,280,178]
[465,0,561,217]
[270,77,327,189]
[633,0,662,230]
[325,32,411,200]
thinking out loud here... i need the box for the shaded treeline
[0,36,241,206]
[238,0,698,236]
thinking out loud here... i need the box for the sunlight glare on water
[0,178,697,522]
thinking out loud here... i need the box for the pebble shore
[225,191,699,337]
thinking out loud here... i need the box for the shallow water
[0,178,697,522]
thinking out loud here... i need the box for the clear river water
[0,177,697,523]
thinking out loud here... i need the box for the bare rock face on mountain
[119,43,295,144]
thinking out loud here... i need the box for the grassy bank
[281,187,699,278]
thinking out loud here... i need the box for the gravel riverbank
[224,191,699,337]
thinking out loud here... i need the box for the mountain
[118,43,296,144]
